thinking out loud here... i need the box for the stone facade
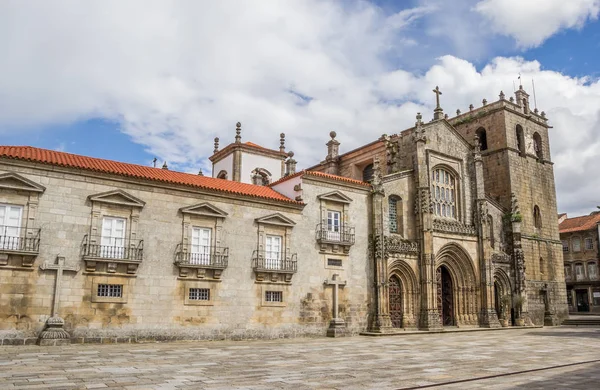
[0,85,567,344]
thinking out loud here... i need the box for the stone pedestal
[544,311,560,326]
[37,316,71,346]
[368,313,393,333]
[327,318,348,337]
[479,309,501,328]
[419,309,443,331]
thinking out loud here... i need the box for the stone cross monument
[324,273,347,337]
[37,256,80,346]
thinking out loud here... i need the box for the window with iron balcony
[252,213,297,283]
[174,202,229,279]
[82,190,145,275]
[315,190,355,254]
[0,173,45,268]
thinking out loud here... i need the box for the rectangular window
[593,289,600,306]
[588,262,598,280]
[326,210,341,241]
[101,217,126,259]
[265,235,282,270]
[564,266,572,280]
[191,227,212,265]
[575,264,585,281]
[265,291,283,302]
[97,284,123,298]
[0,204,23,250]
[562,240,569,252]
[188,288,210,301]
[573,238,581,252]
[585,238,594,251]
[327,258,343,267]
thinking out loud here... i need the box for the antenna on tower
[532,79,538,110]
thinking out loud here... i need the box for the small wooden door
[389,275,403,328]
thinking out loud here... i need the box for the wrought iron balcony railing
[252,250,297,273]
[0,226,41,254]
[315,223,355,245]
[82,234,144,261]
[174,243,229,269]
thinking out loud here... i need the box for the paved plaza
[1,327,600,389]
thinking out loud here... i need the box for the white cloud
[0,1,599,215]
[474,0,600,48]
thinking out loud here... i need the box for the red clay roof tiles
[269,169,371,188]
[0,146,301,205]
[559,212,600,234]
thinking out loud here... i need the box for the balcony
[174,243,229,279]
[315,223,355,254]
[82,234,144,274]
[252,250,297,283]
[0,227,41,267]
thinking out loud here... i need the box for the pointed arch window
[476,127,488,151]
[431,167,457,219]
[388,195,403,235]
[362,163,374,182]
[533,205,542,231]
[516,125,525,155]
[533,132,543,160]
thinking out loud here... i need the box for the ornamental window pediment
[316,191,355,253]
[253,213,297,283]
[83,189,145,275]
[0,172,44,267]
[175,202,229,279]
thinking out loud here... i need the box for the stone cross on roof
[433,86,442,109]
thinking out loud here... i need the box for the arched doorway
[436,266,454,326]
[494,282,501,319]
[389,275,403,328]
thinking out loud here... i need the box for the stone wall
[0,160,370,342]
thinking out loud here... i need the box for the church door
[494,282,501,319]
[389,275,403,328]
[436,266,454,326]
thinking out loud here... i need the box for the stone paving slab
[0,327,599,389]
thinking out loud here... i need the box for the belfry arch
[435,243,479,326]
[387,259,418,329]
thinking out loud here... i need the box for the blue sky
[1,0,599,215]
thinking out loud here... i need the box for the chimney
[162,161,168,170]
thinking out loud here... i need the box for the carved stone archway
[387,258,419,328]
[494,268,512,324]
[435,243,479,326]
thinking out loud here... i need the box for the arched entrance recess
[494,268,512,325]
[435,243,479,326]
[387,259,418,328]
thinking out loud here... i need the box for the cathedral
[0,85,567,345]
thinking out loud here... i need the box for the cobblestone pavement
[1,327,600,389]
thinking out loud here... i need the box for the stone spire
[162,161,168,170]
[213,137,219,153]
[235,122,242,143]
[279,133,286,153]
[285,151,297,176]
[326,131,340,160]
[432,86,444,120]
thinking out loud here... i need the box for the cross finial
[432,86,443,109]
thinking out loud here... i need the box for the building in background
[559,211,600,313]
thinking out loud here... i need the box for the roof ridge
[0,145,302,205]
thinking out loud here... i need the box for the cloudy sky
[1,0,599,216]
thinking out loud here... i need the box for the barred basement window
[431,168,456,219]
[189,288,210,301]
[97,284,123,298]
[265,291,283,302]
[327,258,343,267]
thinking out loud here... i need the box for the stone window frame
[572,236,582,252]
[587,261,598,280]
[216,170,228,180]
[316,190,354,254]
[176,202,228,279]
[564,264,572,280]
[91,276,129,303]
[430,165,459,220]
[533,205,542,231]
[183,280,216,306]
[475,127,488,151]
[532,132,543,160]
[575,262,585,281]
[562,240,569,252]
[0,172,46,267]
[250,167,272,186]
[325,256,344,270]
[515,124,526,156]
[84,189,146,275]
[584,237,594,251]
[261,284,286,307]
[253,213,297,283]
[387,195,404,236]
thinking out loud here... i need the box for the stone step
[562,319,600,326]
